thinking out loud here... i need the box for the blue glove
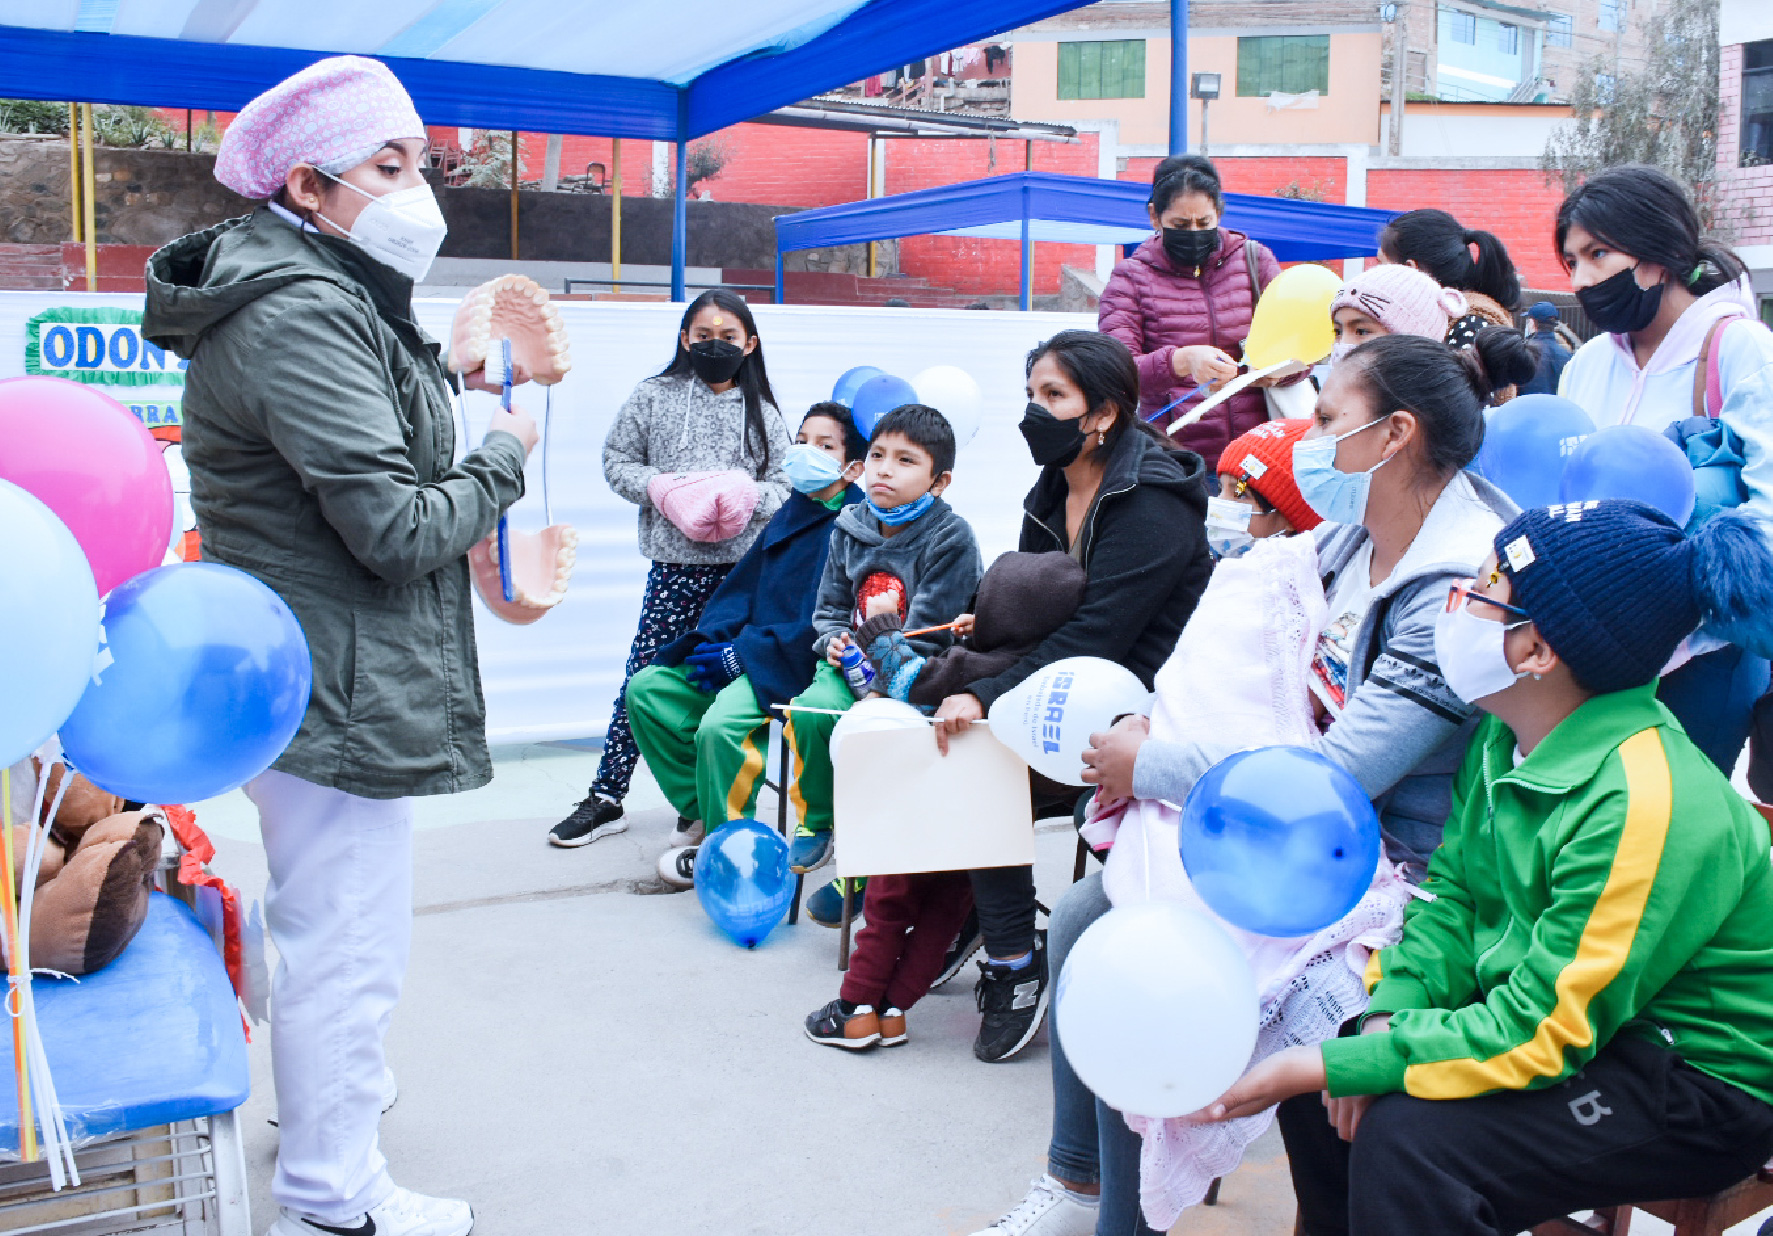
[685,641,743,693]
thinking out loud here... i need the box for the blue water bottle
[838,640,876,698]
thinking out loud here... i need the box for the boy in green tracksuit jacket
[1200,499,1773,1236]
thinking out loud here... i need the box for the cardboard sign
[833,723,1034,878]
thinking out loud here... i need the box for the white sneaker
[967,1175,1099,1236]
[657,845,696,889]
[267,1187,472,1236]
[669,816,705,847]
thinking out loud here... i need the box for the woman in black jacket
[931,329,1212,1063]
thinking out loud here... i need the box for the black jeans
[1280,1036,1773,1236]
[968,778,1085,959]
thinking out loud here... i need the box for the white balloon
[829,696,927,761]
[1055,902,1259,1118]
[987,655,1150,785]
[912,364,983,448]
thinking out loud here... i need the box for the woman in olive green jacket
[141,56,530,1236]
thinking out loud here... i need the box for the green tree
[1541,0,1720,226]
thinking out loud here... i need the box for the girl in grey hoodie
[551,291,791,847]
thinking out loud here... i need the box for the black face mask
[688,338,747,385]
[1019,401,1087,468]
[1575,266,1664,335]
[1162,226,1220,271]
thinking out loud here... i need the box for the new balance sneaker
[669,816,704,847]
[878,1006,908,1047]
[787,828,832,874]
[657,845,697,889]
[931,906,985,989]
[804,877,865,928]
[965,1175,1099,1236]
[973,931,1049,1063]
[803,998,880,1050]
[547,796,627,847]
[269,1187,473,1236]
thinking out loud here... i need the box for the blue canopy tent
[0,0,1093,299]
[772,170,1401,309]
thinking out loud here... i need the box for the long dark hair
[657,289,778,470]
[1341,329,1535,475]
[1026,330,1170,459]
[1149,153,1224,217]
[1554,164,1746,298]
[1379,208,1522,311]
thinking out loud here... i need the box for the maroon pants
[838,870,975,1012]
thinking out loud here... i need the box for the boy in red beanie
[1205,418,1322,559]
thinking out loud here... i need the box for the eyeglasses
[1446,579,1532,623]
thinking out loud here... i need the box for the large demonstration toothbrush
[490,337,516,604]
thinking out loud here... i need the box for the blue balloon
[60,563,312,804]
[1559,424,1698,527]
[1476,394,1596,509]
[695,819,796,948]
[850,373,921,438]
[1179,746,1381,938]
[831,366,886,408]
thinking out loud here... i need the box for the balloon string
[542,384,554,527]
[0,768,35,1162]
[768,703,987,723]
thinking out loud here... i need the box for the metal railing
[561,278,776,301]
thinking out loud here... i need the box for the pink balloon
[0,376,173,595]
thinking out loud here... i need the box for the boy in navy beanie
[1191,499,1773,1236]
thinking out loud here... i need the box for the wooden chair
[1532,1169,1773,1236]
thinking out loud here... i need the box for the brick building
[1717,0,1773,323]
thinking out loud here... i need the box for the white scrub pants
[247,769,412,1223]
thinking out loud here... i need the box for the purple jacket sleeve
[1099,264,1175,402]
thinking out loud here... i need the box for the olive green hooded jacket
[142,208,526,799]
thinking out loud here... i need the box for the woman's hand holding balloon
[932,692,984,756]
[1193,1044,1327,1123]
[1080,714,1150,799]
[1171,345,1239,388]
[488,403,538,456]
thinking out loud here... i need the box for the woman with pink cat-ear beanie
[547,288,790,849]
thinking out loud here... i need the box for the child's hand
[952,613,975,638]
[864,591,901,620]
[1080,714,1150,800]
[825,632,852,667]
[932,692,984,756]
[1190,1045,1328,1123]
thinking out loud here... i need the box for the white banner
[0,291,1091,743]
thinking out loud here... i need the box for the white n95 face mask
[1433,601,1529,704]
[319,179,448,282]
[1204,495,1256,559]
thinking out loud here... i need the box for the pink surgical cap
[215,55,426,200]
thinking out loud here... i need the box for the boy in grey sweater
[784,405,984,926]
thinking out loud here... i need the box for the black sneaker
[930,906,984,990]
[548,796,629,847]
[972,931,1049,1063]
[803,998,880,1050]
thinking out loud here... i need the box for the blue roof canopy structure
[773,171,1399,308]
[0,0,1088,299]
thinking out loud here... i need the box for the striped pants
[625,663,773,826]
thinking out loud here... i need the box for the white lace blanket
[1081,534,1411,1232]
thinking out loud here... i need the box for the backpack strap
[1693,316,1744,419]
[1244,238,1265,301]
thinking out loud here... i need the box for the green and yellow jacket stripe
[1323,683,1773,1104]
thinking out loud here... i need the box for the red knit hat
[1218,419,1322,532]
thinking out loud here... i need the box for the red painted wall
[1367,168,1568,291]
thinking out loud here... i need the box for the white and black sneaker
[931,906,985,989]
[657,845,696,889]
[269,1186,473,1236]
[972,931,1049,1063]
[669,816,704,847]
[548,796,628,847]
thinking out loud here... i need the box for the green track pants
[625,664,774,827]
[782,661,857,836]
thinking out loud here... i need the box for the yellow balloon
[1244,263,1344,369]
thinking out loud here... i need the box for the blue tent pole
[672,93,688,302]
[1020,215,1032,311]
[1170,0,1188,154]
[774,251,784,304]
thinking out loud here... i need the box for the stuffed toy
[448,274,578,625]
[4,761,163,977]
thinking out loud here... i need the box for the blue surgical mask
[866,491,935,526]
[783,443,848,495]
[1291,417,1393,526]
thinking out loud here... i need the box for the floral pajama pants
[591,560,730,803]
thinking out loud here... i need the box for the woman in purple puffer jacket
[1098,154,1282,470]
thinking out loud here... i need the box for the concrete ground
[192,744,1757,1236]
